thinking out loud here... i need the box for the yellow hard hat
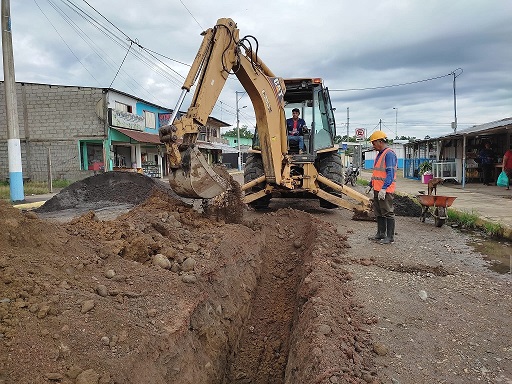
[369,131,387,142]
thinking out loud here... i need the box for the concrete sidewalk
[11,190,62,210]
[360,170,512,240]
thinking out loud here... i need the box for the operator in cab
[366,131,397,244]
[286,108,307,154]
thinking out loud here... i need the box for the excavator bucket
[168,146,229,199]
[352,209,376,221]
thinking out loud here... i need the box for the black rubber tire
[244,153,271,210]
[344,174,356,186]
[434,207,446,227]
[316,152,344,209]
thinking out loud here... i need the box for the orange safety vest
[371,147,397,193]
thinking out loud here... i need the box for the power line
[34,0,102,86]
[43,0,170,100]
[178,0,203,30]
[330,72,453,92]
[37,0,191,105]
[38,1,244,118]
[109,41,132,88]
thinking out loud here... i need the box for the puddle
[466,233,512,274]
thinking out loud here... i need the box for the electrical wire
[44,0,167,100]
[70,0,185,85]
[179,0,203,30]
[109,41,132,88]
[39,0,244,120]
[34,0,102,86]
[330,72,453,92]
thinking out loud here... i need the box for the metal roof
[113,128,161,144]
[437,117,512,139]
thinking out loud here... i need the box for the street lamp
[392,107,398,139]
[235,91,247,171]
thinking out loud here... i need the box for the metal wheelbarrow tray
[415,195,457,227]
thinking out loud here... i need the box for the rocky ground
[0,172,510,384]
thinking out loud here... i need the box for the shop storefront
[110,126,164,178]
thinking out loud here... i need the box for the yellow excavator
[159,17,372,217]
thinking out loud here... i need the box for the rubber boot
[368,216,386,241]
[379,217,395,244]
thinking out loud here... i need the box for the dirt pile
[36,172,173,213]
[0,174,379,383]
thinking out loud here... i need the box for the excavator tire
[244,153,271,210]
[316,152,344,209]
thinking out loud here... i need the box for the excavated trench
[24,172,378,383]
[221,212,313,383]
[175,210,377,384]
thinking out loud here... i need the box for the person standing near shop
[503,146,512,190]
[366,131,398,244]
[478,141,496,186]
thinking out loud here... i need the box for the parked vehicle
[344,164,360,186]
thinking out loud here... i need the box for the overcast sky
[3,0,512,139]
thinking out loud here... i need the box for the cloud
[2,0,511,140]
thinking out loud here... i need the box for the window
[115,101,132,113]
[144,111,156,129]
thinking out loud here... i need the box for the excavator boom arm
[160,18,287,197]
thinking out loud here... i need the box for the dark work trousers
[481,164,494,185]
[372,191,394,218]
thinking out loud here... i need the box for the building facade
[403,117,512,184]
[0,82,229,182]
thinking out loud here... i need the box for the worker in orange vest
[366,131,397,244]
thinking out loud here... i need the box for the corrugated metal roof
[113,128,161,144]
[210,143,239,153]
[438,117,512,139]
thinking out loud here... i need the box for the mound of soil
[36,172,173,213]
[0,175,377,383]
[394,194,422,217]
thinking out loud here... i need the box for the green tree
[222,125,254,139]
[335,135,358,143]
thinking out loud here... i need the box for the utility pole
[235,91,246,171]
[452,68,463,133]
[236,91,241,170]
[2,0,24,201]
[393,107,398,139]
[346,107,349,140]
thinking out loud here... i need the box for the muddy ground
[0,172,510,384]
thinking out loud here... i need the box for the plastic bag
[497,171,509,187]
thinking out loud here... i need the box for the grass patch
[447,209,479,229]
[0,179,71,200]
[482,222,505,238]
[448,208,505,238]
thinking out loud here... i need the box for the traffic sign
[355,128,365,138]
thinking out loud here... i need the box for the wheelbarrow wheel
[420,206,428,222]
[434,207,446,227]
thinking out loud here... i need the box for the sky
[3,0,512,140]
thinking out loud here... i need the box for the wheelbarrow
[415,194,457,227]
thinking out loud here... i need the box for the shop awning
[113,128,161,144]
[112,128,238,153]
